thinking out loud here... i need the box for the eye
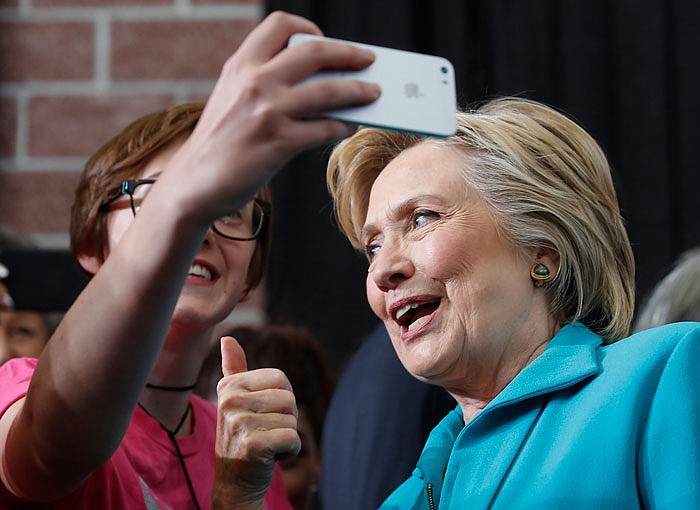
[11,325,40,340]
[365,243,381,262]
[411,209,440,229]
[219,210,244,226]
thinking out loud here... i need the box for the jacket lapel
[406,409,464,509]
[431,324,602,509]
[489,323,602,408]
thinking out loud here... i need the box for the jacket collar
[486,322,601,410]
[413,323,603,498]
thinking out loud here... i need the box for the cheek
[19,339,46,357]
[222,243,257,288]
[7,332,46,357]
[105,211,133,251]
[421,232,471,281]
[366,273,386,319]
[239,244,256,268]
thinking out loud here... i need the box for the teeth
[188,264,212,281]
[408,315,430,331]
[395,302,420,320]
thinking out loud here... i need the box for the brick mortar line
[14,92,28,165]
[0,157,88,172]
[94,12,111,91]
[23,233,71,250]
[0,5,262,22]
[0,81,216,95]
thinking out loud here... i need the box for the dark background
[265,0,700,370]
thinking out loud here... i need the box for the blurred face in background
[278,408,321,510]
[0,262,12,311]
[0,310,50,365]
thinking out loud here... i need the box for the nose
[369,239,415,292]
[202,225,217,246]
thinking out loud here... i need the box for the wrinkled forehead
[366,143,469,208]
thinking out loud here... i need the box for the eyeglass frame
[100,178,271,242]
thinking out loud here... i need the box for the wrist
[211,484,265,510]
[212,457,271,510]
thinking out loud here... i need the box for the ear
[535,248,561,278]
[76,253,103,276]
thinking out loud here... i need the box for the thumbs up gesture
[213,336,300,509]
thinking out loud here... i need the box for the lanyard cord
[146,382,197,392]
[137,402,202,510]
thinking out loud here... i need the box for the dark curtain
[264,0,700,369]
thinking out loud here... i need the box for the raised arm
[0,11,378,502]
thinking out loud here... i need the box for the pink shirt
[0,357,292,510]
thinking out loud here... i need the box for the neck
[140,387,194,437]
[450,320,561,424]
[139,324,214,436]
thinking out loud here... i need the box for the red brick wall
[0,0,266,318]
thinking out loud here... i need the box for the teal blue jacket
[379,322,700,509]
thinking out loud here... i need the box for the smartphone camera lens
[441,66,448,74]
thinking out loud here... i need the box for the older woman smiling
[327,97,699,509]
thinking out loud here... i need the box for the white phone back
[288,33,458,138]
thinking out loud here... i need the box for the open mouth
[394,299,440,331]
[188,263,216,282]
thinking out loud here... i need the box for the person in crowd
[196,323,334,510]
[0,308,60,366]
[0,226,27,312]
[320,322,455,510]
[0,11,379,509]
[0,263,11,311]
[0,226,63,365]
[634,246,700,332]
[326,97,699,508]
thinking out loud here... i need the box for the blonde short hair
[327,97,635,342]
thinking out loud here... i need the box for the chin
[405,345,458,383]
[395,352,434,382]
[172,300,226,329]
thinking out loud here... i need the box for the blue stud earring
[530,263,551,287]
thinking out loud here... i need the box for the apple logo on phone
[404,82,423,98]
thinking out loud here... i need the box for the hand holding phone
[288,34,457,138]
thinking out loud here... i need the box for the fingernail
[361,49,376,62]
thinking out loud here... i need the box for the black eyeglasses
[101,179,270,241]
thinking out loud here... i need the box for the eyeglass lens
[129,181,152,215]
[212,201,264,240]
[125,181,263,240]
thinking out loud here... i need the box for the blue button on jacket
[380,322,700,509]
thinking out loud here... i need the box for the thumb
[220,336,248,377]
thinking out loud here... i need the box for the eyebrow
[361,193,444,242]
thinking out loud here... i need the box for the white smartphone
[288,33,457,138]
